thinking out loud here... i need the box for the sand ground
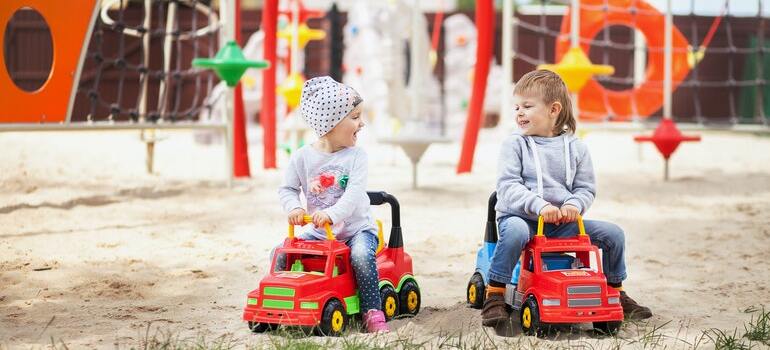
[1,127,769,348]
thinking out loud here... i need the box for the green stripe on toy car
[378,280,394,290]
[264,287,295,297]
[344,294,360,315]
[378,275,417,292]
[263,299,294,309]
[300,301,318,309]
[247,298,258,305]
[397,275,417,292]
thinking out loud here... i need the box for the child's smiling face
[327,105,364,149]
[513,93,562,137]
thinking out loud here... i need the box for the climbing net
[512,0,769,126]
[74,0,221,123]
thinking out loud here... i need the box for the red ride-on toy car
[243,191,420,336]
[467,192,624,336]
[515,215,624,336]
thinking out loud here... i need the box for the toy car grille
[567,285,601,294]
[568,298,601,307]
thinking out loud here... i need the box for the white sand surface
[1,127,769,348]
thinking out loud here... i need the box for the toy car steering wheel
[288,215,334,240]
[536,215,586,236]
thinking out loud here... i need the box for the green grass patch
[743,305,770,346]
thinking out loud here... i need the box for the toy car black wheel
[248,321,277,333]
[593,321,622,335]
[380,285,399,320]
[398,280,420,316]
[466,273,485,309]
[521,296,548,336]
[315,299,347,336]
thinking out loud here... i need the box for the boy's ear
[550,101,562,117]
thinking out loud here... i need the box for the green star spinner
[193,40,269,87]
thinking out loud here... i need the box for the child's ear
[550,101,562,118]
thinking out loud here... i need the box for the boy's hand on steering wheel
[559,204,580,224]
[540,204,562,224]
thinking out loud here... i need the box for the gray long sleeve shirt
[278,145,376,241]
[495,133,596,221]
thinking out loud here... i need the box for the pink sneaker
[362,309,390,333]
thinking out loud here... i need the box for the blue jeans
[271,230,382,312]
[488,215,628,285]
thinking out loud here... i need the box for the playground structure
[259,0,325,169]
[0,0,449,186]
[252,1,454,187]
[258,0,767,180]
[0,0,244,180]
[497,0,770,127]
[3,1,770,181]
[458,0,770,177]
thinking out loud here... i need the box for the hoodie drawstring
[527,135,572,198]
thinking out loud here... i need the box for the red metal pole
[430,9,444,53]
[457,0,493,174]
[233,0,251,177]
[261,0,278,169]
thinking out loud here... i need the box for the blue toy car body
[466,192,521,309]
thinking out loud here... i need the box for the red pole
[233,0,251,177]
[457,0,493,174]
[430,9,444,53]
[261,0,278,169]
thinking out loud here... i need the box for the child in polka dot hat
[277,76,389,333]
[299,76,363,138]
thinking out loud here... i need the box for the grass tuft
[742,305,770,346]
[705,328,753,350]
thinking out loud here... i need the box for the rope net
[513,0,769,126]
[72,0,220,123]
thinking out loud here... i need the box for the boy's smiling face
[326,105,364,149]
[513,93,561,137]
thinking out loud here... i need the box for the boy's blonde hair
[513,69,576,135]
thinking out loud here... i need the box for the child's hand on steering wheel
[540,204,562,224]
[288,208,306,225]
[559,204,580,224]
[312,211,332,228]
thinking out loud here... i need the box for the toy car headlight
[608,297,620,304]
[247,297,258,305]
[542,298,561,306]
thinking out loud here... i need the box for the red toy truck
[243,191,420,336]
[467,192,624,336]
[513,216,624,336]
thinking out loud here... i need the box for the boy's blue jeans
[271,230,382,312]
[488,215,628,285]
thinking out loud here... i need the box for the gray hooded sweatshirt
[495,133,596,221]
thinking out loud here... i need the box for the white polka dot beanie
[300,76,362,137]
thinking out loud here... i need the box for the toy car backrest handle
[288,215,334,240]
[536,215,586,236]
[367,191,404,249]
[485,192,499,243]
